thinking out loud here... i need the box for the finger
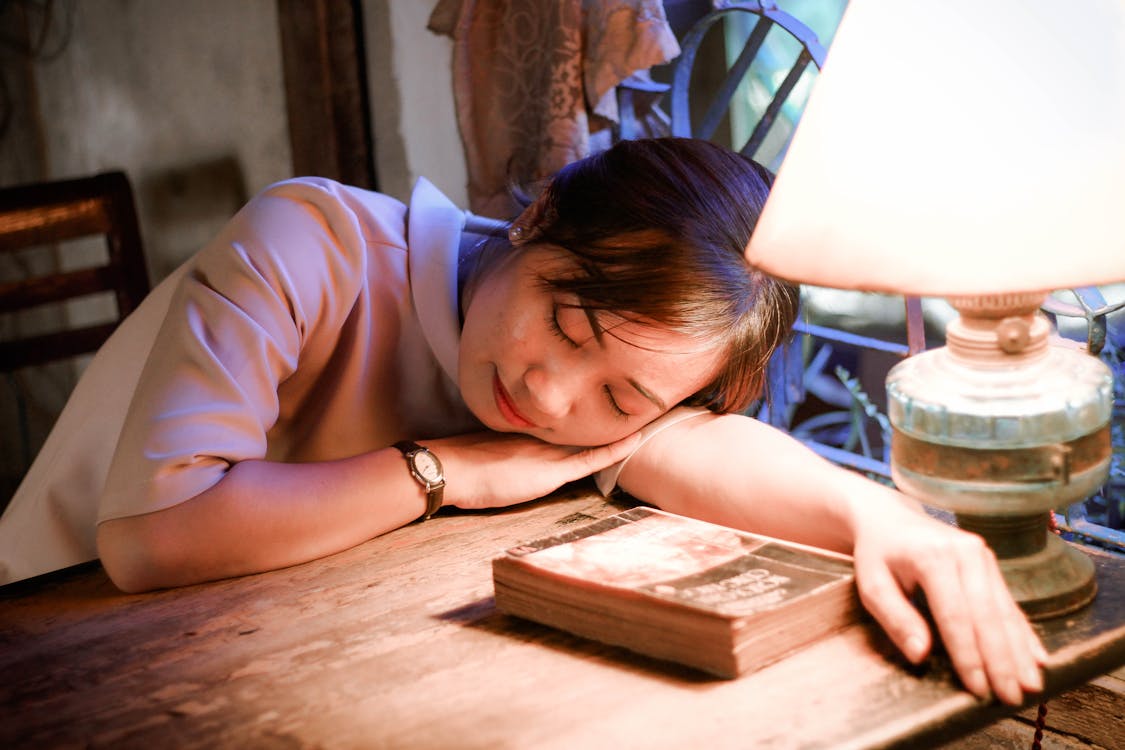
[854,555,932,665]
[918,537,992,701]
[983,551,1045,696]
[955,542,1026,705]
[566,432,643,477]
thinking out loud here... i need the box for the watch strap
[393,440,445,521]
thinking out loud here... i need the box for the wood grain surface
[2,484,1123,749]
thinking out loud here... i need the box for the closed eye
[547,305,581,349]
[549,302,634,419]
[604,385,630,418]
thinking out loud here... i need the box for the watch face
[413,450,442,483]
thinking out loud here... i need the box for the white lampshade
[745,0,1125,296]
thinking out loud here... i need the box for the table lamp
[745,0,1125,619]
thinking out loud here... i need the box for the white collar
[406,177,468,384]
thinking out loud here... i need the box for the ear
[508,189,552,245]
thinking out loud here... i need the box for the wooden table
[3,485,1124,749]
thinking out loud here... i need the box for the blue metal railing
[1045,287,1125,551]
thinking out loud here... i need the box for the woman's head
[517,137,799,413]
[459,137,799,445]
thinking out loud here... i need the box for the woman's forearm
[95,429,642,593]
[96,447,425,592]
[616,412,916,553]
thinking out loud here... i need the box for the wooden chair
[0,171,149,489]
[0,171,149,370]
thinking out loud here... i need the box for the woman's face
[459,245,723,446]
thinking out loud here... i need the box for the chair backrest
[0,171,149,370]
[669,1,826,165]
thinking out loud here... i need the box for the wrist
[392,441,445,520]
[838,470,925,548]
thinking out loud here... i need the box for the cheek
[506,310,536,346]
[471,281,530,341]
[482,298,539,354]
[462,293,504,356]
[461,299,533,383]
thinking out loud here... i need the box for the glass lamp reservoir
[886,292,1113,619]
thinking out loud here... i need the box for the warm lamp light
[745,0,1125,618]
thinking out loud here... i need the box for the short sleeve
[99,179,390,521]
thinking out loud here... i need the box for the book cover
[493,507,859,678]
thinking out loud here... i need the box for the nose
[522,362,586,420]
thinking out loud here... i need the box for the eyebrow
[628,378,667,412]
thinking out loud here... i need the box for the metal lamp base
[956,512,1097,620]
[1002,534,1097,620]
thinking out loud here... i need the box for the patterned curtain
[429,0,679,218]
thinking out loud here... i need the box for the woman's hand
[611,412,1048,705]
[851,500,1048,706]
[424,430,641,511]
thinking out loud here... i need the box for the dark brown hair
[489,137,800,413]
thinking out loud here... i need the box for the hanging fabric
[429,0,679,217]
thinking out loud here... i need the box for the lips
[493,372,538,428]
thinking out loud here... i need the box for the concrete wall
[30,1,293,277]
[10,0,466,269]
[364,0,467,205]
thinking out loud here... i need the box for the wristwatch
[393,440,445,520]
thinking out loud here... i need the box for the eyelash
[547,306,580,349]
[604,385,629,418]
[548,306,630,419]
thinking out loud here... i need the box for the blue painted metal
[670,1,826,154]
[1055,508,1125,550]
[613,74,671,142]
[694,15,773,141]
[1042,286,1125,355]
[806,442,893,479]
[1043,287,1125,551]
[794,320,911,356]
[741,47,814,157]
